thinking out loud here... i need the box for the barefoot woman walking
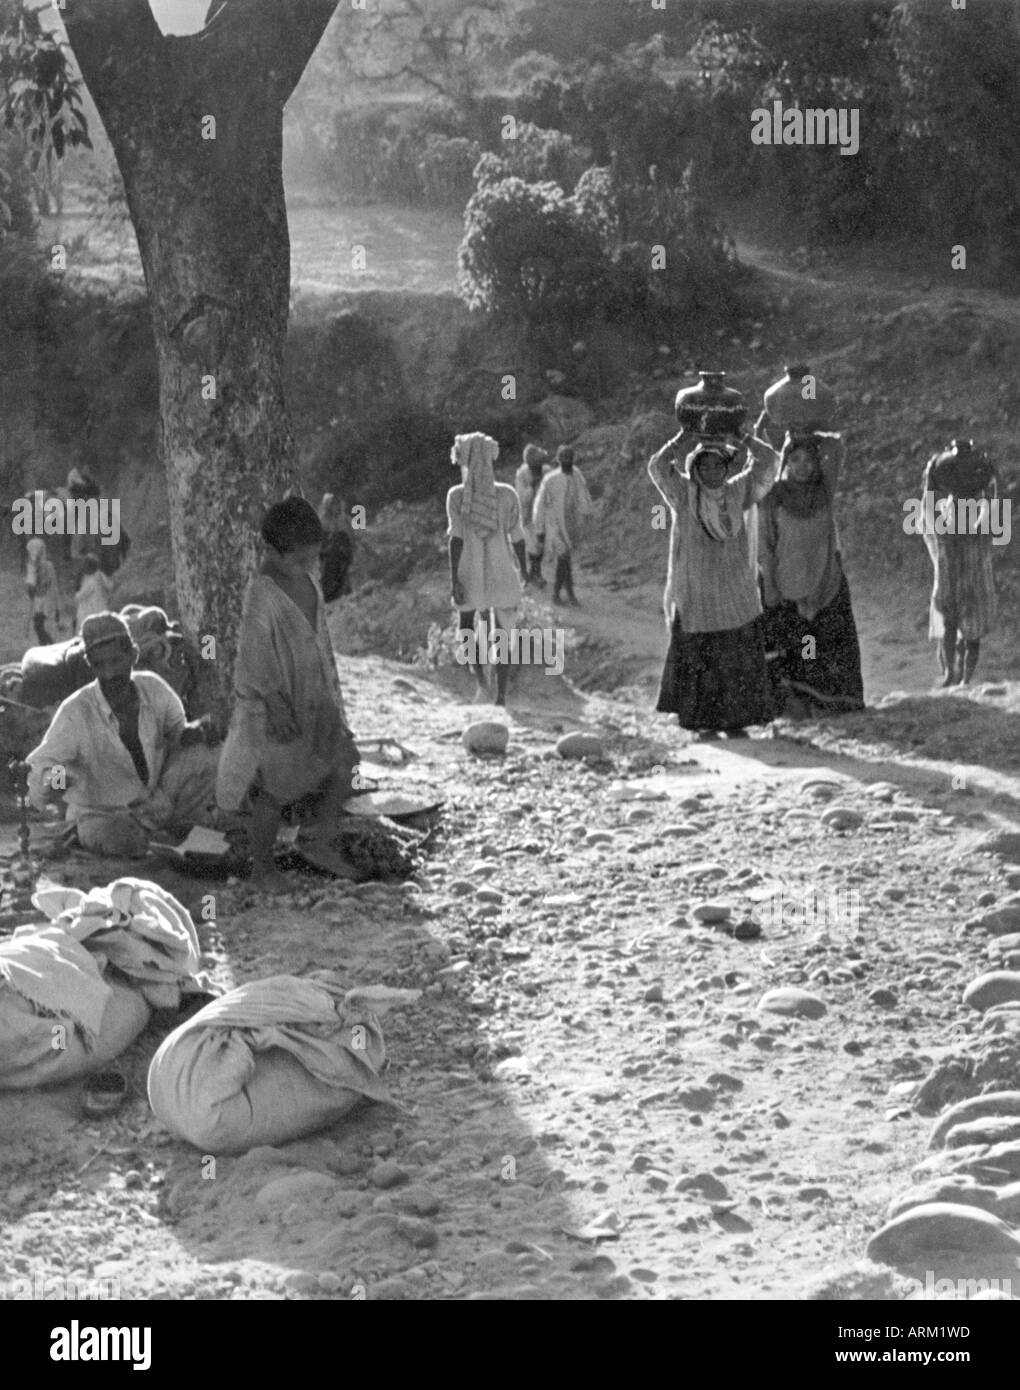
[649,425,781,737]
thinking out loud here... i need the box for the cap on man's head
[80,612,132,653]
[523,444,547,468]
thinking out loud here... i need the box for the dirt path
[2,647,1019,1301]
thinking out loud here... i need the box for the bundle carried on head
[452,432,500,536]
[927,439,995,499]
[122,606,183,669]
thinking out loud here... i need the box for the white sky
[40,1,210,37]
[146,1,210,36]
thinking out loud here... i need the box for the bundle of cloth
[0,877,209,1090]
[147,976,419,1155]
[19,605,192,711]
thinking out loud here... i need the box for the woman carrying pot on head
[648,424,781,738]
[920,440,998,687]
[758,431,864,715]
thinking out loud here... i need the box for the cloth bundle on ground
[0,878,209,1090]
[147,976,419,1155]
[31,877,206,1011]
[0,926,149,1090]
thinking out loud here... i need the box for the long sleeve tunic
[648,436,778,634]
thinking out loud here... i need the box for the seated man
[216,496,358,891]
[27,612,219,858]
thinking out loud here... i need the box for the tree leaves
[0,4,92,170]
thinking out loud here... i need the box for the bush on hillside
[458,174,614,328]
[459,157,747,335]
[486,120,591,192]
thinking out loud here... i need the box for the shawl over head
[769,431,842,519]
[451,432,500,537]
[684,443,745,543]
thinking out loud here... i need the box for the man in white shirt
[513,444,549,588]
[27,612,219,858]
[532,445,593,606]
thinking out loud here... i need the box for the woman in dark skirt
[758,432,864,715]
[649,425,781,737]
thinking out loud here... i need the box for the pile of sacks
[0,878,419,1155]
[0,878,208,1090]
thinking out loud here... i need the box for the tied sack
[147,976,419,1155]
[0,928,149,1090]
[32,877,207,1011]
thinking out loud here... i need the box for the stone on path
[254,1170,339,1214]
[820,807,864,831]
[929,1092,1020,1148]
[888,1178,999,1221]
[946,1116,1020,1150]
[556,732,604,760]
[462,722,508,755]
[868,987,898,1008]
[961,905,1020,937]
[676,1172,730,1201]
[867,1203,1020,1267]
[992,1181,1020,1224]
[369,1161,411,1190]
[691,901,734,923]
[974,832,1020,860]
[963,972,1020,1013]
[758,987,827,1020]
[952,1141,1020,1184]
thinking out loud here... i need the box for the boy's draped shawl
[29,877,204,1010]
[216,573,351,812]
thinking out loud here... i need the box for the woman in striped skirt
[649,425,781,737]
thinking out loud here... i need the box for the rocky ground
[3,651,1020,1302]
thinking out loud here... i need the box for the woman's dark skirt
[760,574,864,715]
[656,614,773,732]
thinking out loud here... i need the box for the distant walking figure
[25,537,62,645]
[533,445,593,606]
[447,432,527,707]
[514,444,549,588]
[318,493,355,602]
[74,555,115,632]
[921,439,998,687]
[649,425,780,737]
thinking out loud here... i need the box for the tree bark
[63,0,339,722]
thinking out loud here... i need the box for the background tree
[56,0,340,717]
[332,0,513,107]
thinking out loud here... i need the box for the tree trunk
[63,0,339,722]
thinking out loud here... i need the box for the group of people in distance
[20,464,130,645]
[648,363,1000,738]
[447,432,593,706]
[20,377,1001,883]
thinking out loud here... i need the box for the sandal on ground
[82,1069,128,1119]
